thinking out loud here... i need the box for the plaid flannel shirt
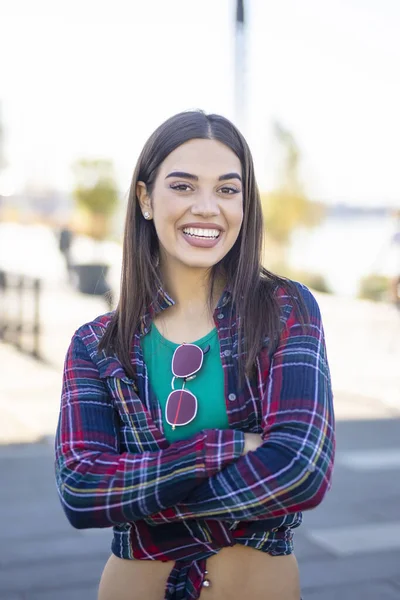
[55,281,335,600]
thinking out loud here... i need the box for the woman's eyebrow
[218,172,242,182]
[165,171,198,180]
[165,171,242,182]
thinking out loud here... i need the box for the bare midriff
[98,544,301,600]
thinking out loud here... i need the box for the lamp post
[234,0,247,134]
[0,102,5,175]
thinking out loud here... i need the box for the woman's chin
[175,249,223,269]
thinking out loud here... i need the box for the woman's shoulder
[68,311,117,365]
[65,311,130,379]
[73,310,115,342]
[272,278,323,324]
[274,278,318,305]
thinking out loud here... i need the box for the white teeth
[182,227,220,238]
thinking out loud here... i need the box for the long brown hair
[99,110,308,381]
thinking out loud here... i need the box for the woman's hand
[242,433,263,456]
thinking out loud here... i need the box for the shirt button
[228,393,236,402]
[224,349,231,357]
[308,463,316,472]
[217,313,224,320]
[202,579,211,588]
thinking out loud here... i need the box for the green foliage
[72,159,119,218]
[262,190,325,244]
[261,121,326,244]
[358,274,391,302]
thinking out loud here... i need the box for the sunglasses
[166,342,210,430]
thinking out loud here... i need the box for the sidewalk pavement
[1,284,400,599]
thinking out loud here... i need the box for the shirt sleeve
[55,333,245,529]
[144,286,335,524]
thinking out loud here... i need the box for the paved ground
[1,283,400,599]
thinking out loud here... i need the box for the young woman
[55,110,335,600]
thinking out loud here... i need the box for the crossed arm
[55,334,245,529]
[145,288,335,524]
[55,287,334,530]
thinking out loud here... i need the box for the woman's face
[138,139,244,271]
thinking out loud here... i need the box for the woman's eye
[170,183,192,192]
[219,186,240,195]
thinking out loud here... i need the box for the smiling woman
[167,169,242,248]
[55,110,335,600]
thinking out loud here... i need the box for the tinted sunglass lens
[172,344,203,378]
[166,389,197,427]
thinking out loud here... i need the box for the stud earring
[144,211,151,220]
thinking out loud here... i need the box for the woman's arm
[144,286,335,524]
[55,333,245,530]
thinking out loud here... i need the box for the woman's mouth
[180,227,222,248]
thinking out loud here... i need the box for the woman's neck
[159,260,224,320]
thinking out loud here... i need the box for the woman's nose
[190,193,220,217]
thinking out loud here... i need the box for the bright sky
[1,0,400,206]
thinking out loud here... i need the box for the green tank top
[141,324,230,443]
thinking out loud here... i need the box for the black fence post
[33,278,41,358]
[0,270,5,340]
[16,275,24,351]
[0,271,42,360]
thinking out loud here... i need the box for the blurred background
[0,1,399,599]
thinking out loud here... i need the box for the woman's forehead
[159,139,242,177]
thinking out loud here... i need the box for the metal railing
[0,270,41,358]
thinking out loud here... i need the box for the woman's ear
[136,181,152,218]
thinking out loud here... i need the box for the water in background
[0,217,397,299]
[288,213,398,297]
